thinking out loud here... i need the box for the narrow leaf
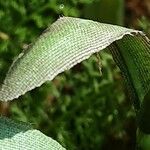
[110,35,150,133]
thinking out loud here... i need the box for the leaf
[0,117,66,150]
[110,35,150,133]
[0,17,144,101]
[138,91,150,134]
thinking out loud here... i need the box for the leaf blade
[0,117,66,150]
[0,17,142,101]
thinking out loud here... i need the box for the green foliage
[0,0,150,150]
[139,133,150,150]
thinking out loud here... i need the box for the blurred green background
[0,0,150,150]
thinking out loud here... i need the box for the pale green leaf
[0,17,143,101]
[0,117,66,150]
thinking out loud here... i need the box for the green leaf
[0,17,144,101]
[110,35,150,133]
[0,117,66,150]
[0,17,150,132]
[138,91,150,134]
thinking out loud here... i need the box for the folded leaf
[0,117,66,150]
[0,17,144,101]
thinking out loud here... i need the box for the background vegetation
[0,0,150,150]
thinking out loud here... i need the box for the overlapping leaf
[0,117,66,150]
